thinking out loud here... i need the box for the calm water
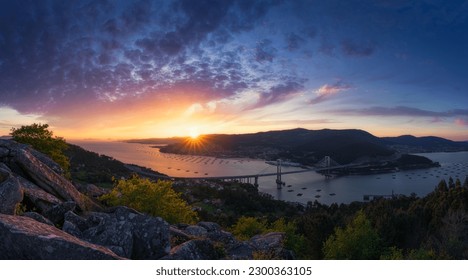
[71,141,468,205]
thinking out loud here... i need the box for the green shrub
[323,210,381,259]
[100,175,198,224]
[10,123,70,177]
[230,216,268,241]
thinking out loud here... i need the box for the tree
[10,123,70,175]
[448,177,455,189]
[100,175,198,224]
[323,210,381,259]
[230,216,268,241]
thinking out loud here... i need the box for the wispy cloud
[332,106,468,118]
[455,118,468,126]
[309,81,351,104]
[341,39,376,57]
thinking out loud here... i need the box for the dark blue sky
[1,0,467,139]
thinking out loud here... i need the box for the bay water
[71,141,468,205]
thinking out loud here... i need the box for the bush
[10,123,70,176]
[230,216,268,241]
[323,210,381,259]
[100,175,198,224]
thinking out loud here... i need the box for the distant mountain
[159,128,395,165]
[128,128,467,165]
[382,135,468,153]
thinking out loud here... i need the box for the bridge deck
[127,160,358,181]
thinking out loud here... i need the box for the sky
[1,0,468,140]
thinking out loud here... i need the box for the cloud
[250,79,305,109]
[341,39,376,57]
[255,39,277,62]
[285,32,306,51]
[332,106,468,118]
[455,118,468,126]
[309,81,351,104]
[0,0,288,119]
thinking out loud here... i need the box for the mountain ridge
[127,128,468,165]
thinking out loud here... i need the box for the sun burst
[189,127,200,139]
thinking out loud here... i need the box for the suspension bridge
[130,156,355,189]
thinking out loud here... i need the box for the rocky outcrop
[0,214,123,259]
[248,232,294,259]
[18,176,62,213]
[22,212,54,226]
[63,206,171,259]
[162,239,222,260]
[0,163,23,215]
[75,183,110,198]
[0,139,293,260]
[13,147,90,211]
[0,140,100,212]
[43,201,76,225]
[167,221,293,260]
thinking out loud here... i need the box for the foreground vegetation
[100,176,198,224]
[171,178,468,259]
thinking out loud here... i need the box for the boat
[315,195,321,198]
[297,193,303,196]
[329,193,336,196]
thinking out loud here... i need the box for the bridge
[129,156,354,189]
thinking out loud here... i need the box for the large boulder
[18,177,63,213]
[11,147,92,211]
[0,164,23,215]
[22,212,54,226]
[0,214,123,259]
[161,239,222,260]
[43,201,76,225]
[74,183,109,198]
[64,206,171,259]
[0,140,100,212]
[171,221,254,259]
[248,232,294,259]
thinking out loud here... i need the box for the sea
[70,140,468,205]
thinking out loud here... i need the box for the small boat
[329,193,336,196]
[315,195,321,198]
[316,189,321,192]
[287,190,294,192]
[287,185,292,188]
[297,193,303,196]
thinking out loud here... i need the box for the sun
[188,127,200,139]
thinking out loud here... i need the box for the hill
[159,128,395,165]
[383,135,468,153]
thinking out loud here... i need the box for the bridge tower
[324,156,332,179]
[276,159,283,189]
